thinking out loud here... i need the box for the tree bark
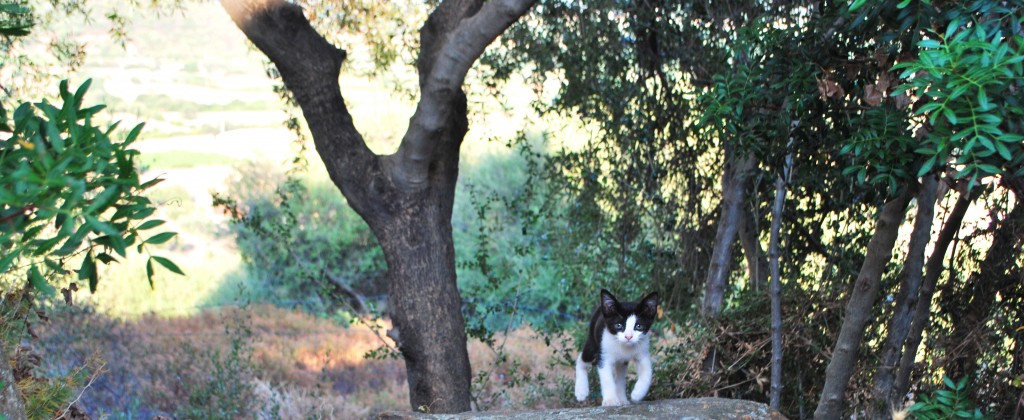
[893,180,973,399]
[814,191,911,420]
[739,204,769,292]
[869,175,939,419]
[220,0,536,412]
[701,151,755,375]
[768,151,791,411]
[702,152,756,317]
[0,343,26,420]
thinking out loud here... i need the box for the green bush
[908,376,988,420]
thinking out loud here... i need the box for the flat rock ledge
[378,398,787,419]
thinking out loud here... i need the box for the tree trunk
[739,204,769,292]
[374,190,472,412]
[869,175,939,419]
[814,191,911,420]
[701,151,755,375]
[220,0,536,412]
[893,181,973,399]
[768,151,791,410]
[0,343,26,420]
[702,152,756,317]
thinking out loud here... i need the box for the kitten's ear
[600,289,618,315]
[639,292,659,318]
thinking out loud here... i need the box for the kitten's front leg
[614,361,629,404]
[597,362,623,406]
[630,353,653,403]
[574,354,590,402]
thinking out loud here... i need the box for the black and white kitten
[575,289,659,406]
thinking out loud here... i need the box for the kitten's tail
[574,353,589,402]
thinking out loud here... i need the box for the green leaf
[79,252,98,292]
[977,163,1000,175]
[78,252,93,281]
[95,252,117,264]
[73,79,93,110]
[85,185,120,214]
[999,133,1023,143]
[943,376,956,390]
[144,232,177,245]
[146,258,154,289]
[849,0,867,12]
[136,219,165,230]
[943,107,958,125]
[130,207,156,220]
[28,265,55,296]
[977,87,990,110]
[84,215,119,236]
[918,155,938,177]
[0,249,21,274]
[150,255,185,276]
[123,122,145,144]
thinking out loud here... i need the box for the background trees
[483,0,1022,417]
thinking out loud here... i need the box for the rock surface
[377,398,787,419]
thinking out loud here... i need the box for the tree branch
[220,0,378,208]
[390,0,536,188]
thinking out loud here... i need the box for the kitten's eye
[635,325,645,331]
[614,323,623,330]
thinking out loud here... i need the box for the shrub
[908,376,989,420]
[213,162,385,314]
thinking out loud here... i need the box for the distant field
[140,151,239,168]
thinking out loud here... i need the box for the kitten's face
[600,290,658,346]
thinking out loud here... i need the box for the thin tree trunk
[814,191,911,420]
[768,151,792,410]
[0,343,26,420]
[739,205,769,292]
[894,181,973,400]
[870,175,939,419]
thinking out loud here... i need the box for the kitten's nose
[625,334,633,341]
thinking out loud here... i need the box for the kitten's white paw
[629,394,645,404]
[574,383,588,402]
[601,398,625,407]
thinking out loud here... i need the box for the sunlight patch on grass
[79,246,248,318]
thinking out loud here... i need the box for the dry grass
[33,304,571,418]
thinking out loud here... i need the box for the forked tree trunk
[870,175,939,419]
[221,0,535,412]
[814,191,911,419]
[894,181,974,399]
